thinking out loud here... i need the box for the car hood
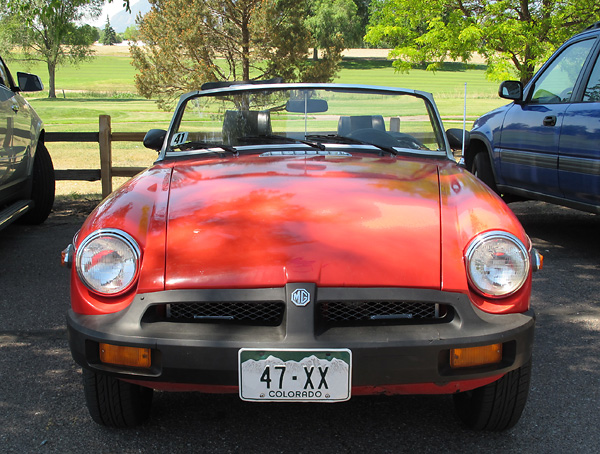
[164,156,442,290]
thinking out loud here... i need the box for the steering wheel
[347,128,399,148]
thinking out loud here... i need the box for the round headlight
[465,231,529,298]
[76,229,141,295]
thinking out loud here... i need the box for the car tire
[453,359,532,431]
[18,142,55,224]
[82,368,153,428]
[471,151,498,192]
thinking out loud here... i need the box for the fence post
[99,115,112,198]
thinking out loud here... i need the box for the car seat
[222,110,272,145]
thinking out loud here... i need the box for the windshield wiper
[172,141,238,155]
[238,134,326,151]
[305,134,398,156]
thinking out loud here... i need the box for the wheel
[470,151,497,192]
[82,368,153,428]
[453,359,532,431]
[19,142,55,224]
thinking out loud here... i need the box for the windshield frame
[157,83,453,161]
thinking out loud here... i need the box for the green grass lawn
[14,55,507,125]
[17,54,137,94]
[7,52,508,197]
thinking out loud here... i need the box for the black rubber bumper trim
[67,287,535,388]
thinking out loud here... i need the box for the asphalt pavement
[0,199,599,453]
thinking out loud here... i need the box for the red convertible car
[63,83,541,430]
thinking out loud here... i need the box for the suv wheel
[471,152,498,192]
[83,368,153,428]
[18,142,55,224]
[453,359,531,431]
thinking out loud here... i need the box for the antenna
[462,82,467,158]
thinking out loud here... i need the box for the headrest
[338,115,385,136]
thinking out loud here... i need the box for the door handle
[543,115,557,127]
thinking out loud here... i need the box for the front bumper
[67,285,535,394]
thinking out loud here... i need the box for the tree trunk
[519,45,536,85]
[47,60,56,99]
[313,47,319,61]
[242,11,250,81]
[520,62,536,85]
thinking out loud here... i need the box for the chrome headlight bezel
[465,231,530,298]
[75,229,141,296]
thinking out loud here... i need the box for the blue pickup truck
[466,23,600,213]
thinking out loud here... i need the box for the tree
[4,0,130,16]
[101,16,118,45]
[365,0,600,83]
[353,0,372,35]
[131,0,342,108]
[1,0,104,98]
[86,24,101,43]
[123,24,140,42]
[305,0,364,60]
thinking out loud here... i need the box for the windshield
[166,85,448,157]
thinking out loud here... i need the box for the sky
[89,0,142,27]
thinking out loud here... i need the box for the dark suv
[0,54,54,230]
[467,23,600,213]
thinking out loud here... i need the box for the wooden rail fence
[46,115,148,198]
[45,115,464,199]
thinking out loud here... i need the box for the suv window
[0,59,8,88]
[583,53,600,102]
[530,39,595,104]
[0,58,14,102]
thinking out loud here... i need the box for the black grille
[319,301,443,323]
[167,301,285,325]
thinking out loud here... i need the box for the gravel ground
[0,199,598,453]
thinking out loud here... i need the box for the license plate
[239,349,352,402]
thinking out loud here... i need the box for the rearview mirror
[498,81,523,102]
[16,72,44,92]
[446,128,470,151]
[285,99,328,113]
[143,129,167,152]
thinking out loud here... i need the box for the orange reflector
[450,344,502,369]
[99,343,151,368]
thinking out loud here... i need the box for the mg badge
[291,288,311,307]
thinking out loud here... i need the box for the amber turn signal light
[61,244,74,268]
[99,343,151,368]
[450,344,502,369]
[532,248,543,272]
